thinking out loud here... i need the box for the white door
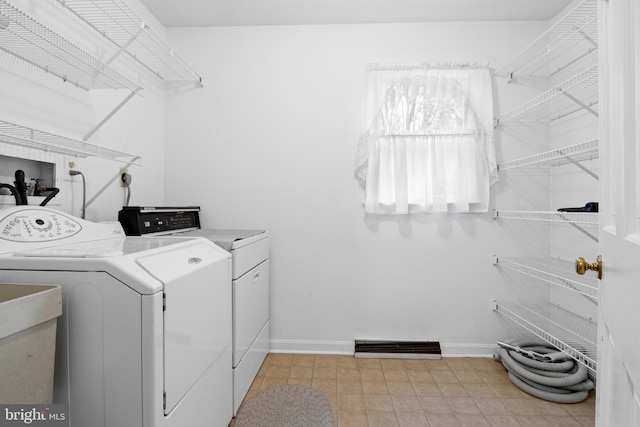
[596,0,640,424]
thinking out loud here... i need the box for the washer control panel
[0,208,81,242]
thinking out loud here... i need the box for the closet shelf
[57,0,202,85]
[498,139,598,171]
[493,301,597,375]
[494,210,598,225]
[494,256,598,301]
[497,66,598,125]
[496,0,597,80]
[0,0,141,92]
[0,119,140,163]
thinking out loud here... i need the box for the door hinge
[163,293,166,311]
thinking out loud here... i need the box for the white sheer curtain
[355,64,497,214]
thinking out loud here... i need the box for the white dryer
[0,207,232,427]
[118,206,270,415]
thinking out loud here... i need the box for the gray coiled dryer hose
[496,339,594,403]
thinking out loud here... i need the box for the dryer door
[137,242,231,415]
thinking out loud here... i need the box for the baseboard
[269,339,498,358]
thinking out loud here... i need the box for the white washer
[0,207,232,427]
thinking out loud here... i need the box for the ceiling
[139,0,575,28]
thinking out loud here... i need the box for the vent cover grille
[354,340,442,359]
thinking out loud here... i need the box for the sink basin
[0,283,62,404]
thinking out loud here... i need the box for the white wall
[0,0,167,220]
[163,21,549,355]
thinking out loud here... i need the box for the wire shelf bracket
[493,301,597,376]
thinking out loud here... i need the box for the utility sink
[0,283,62,404]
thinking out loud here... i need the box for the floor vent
[354,340,442,359]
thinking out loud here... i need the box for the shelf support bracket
[557,151,599,180]
[556,213,599,243]
[85,155,141,209]
[82,89,142,142]
[558,90,599,118]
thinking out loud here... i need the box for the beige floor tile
[464,383,498,398]
[455,413,491,426]
[432,370,460,383]
[339,410,369,427]
[574,416,595,427]
[312,378,338,394]
[420,396,452,414]
[384,369,410,381]
[265,365,290,378]
[287,377,312,387]
[499,398,540,416]
[381,359,406,370]
[477,370,511,386]
[438,383,470,398]
[426,413,461,426]
[339,378,365,394]
[359,359,382,369]
[424,359,452,371]
[314,366,338,379]
[446,397,481,415]
[392,395,423,412]
[515,415,553,427]
[484,415,522,427]
[446,358,475,371]
[315,354,338,367]
[489,383,526,399]
[267,353,294,366]
[529,399,571,417]
[339,367,362,380]
[454,370,484,384]
[560,400,596,417]
[338,355,359,369]
[473,398,511,416]
[408,370,436,383]
[402,360,429,371]
[292,353,315,367]
[339,394,366,411]
[259,376,288,389]
[365,395,395,412]
[387,381,416,396]
[361,368,386,381]
[363,380,390,395]
[413,382,443,397]
[289,365,313,379]
[542,416,583,427]
[396,412,430,427]
[368,410,399,427]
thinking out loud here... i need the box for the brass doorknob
[576,255,602,280]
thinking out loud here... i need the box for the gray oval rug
[234,384,335,427]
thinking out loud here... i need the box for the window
[354,64,497,214]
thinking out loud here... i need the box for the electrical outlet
[120,170,130,187]
[64,158,77,181]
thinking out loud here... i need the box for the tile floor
[231,353,595,427]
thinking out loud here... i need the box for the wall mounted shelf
[494,210,598,225]
[494,256,598,302]
[0,0,141,92]
[498,139,599,179]
[497,66,598,125]
[0,119,140,163]
[495,0,597,80]
[493,301,597,376]
[57,0,202,86]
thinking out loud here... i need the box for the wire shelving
[57,0,202,85]
[495,0,598,80]
[493,301,597,376]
